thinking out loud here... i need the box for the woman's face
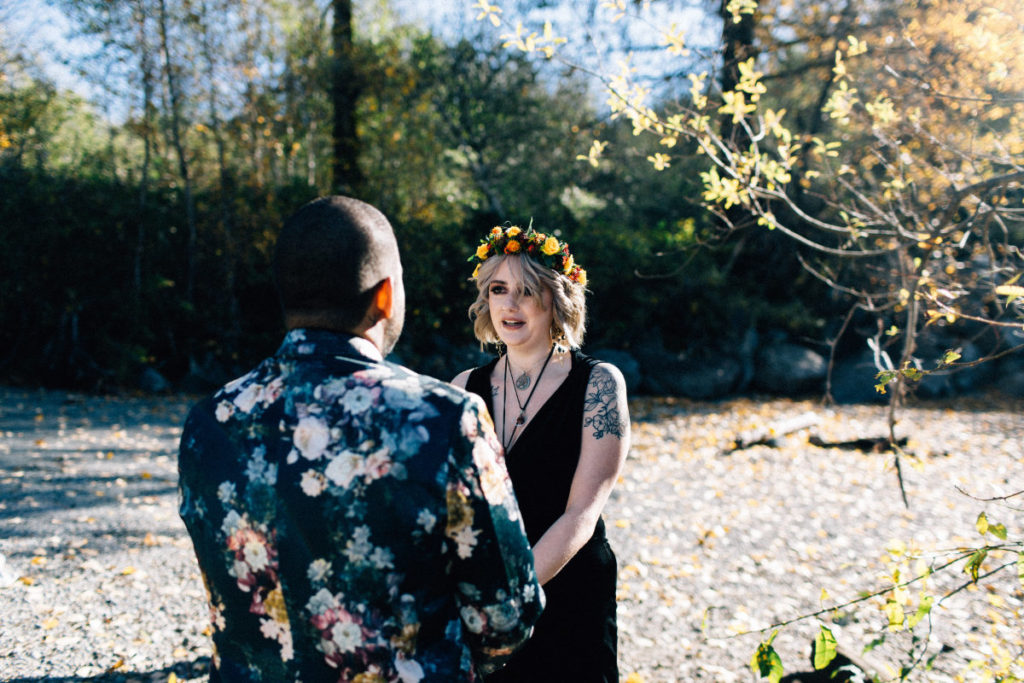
[487,257,554,351]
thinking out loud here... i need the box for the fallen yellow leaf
[42,617,59,629]
[121,566,136,576]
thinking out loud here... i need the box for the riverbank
[1,386,1022,681]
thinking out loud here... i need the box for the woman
[452,225,630,682]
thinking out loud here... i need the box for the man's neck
[285,325,385,361]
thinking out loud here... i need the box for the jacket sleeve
[443,393,544,674]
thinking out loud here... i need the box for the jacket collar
[276,328,384,363]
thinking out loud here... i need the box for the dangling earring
[550,324,567,353]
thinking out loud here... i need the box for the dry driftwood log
[725,411,821,453]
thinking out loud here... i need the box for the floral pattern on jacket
[178,329,543,682]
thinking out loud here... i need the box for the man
[178,196,543,681]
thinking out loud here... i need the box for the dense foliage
[0,0,836,391]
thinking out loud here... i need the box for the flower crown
[469,225,587,286]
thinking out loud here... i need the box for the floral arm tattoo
[583,365,627,440]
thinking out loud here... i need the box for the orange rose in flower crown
[468,223,587,285]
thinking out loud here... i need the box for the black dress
[467,351,618,683]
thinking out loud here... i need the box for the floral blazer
[178,329,543,682]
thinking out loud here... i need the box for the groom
[178,196,542,681]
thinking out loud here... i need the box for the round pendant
[514,373,531,390]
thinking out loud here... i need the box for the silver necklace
[509,352,548,390]
[501,345,556,452]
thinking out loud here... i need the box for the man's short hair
[273,196,398,330]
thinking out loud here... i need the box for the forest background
[1,0,1022,403]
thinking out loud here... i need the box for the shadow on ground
[5,657,211,682]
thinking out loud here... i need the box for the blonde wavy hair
[469,254,587,349]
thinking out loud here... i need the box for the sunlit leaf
[906,595,933,629]
[813,625,837,670]
[751,630,784,682]
[995,284,1024,303]
[976,512,989,536]
[964,549,987,583]
[883,600,904,630]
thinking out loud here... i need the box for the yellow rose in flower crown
[576,269,587,287]
[491,227,503,236]
[506,226,522,237]
[475,243,490,260]
[562,255,574,274]
[541,236,561,256]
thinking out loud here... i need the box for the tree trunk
[331,0,363,195]
[199,0,242,346]
[157,0,198,305]
[131,0,155,329]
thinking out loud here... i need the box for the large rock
[138,367,171,394]
[754,341,827,395]
[640,354,742,399]
[415,335,492,382]
[949,341,997,394]
[178,352,230,394]
[588,348,642,394]
[829,349,887,404]
[995,353,1024,397]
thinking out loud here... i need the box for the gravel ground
[1,385,1022,682]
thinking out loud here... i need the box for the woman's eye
[489,285,506,296]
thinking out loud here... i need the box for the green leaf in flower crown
[813,625,837,670]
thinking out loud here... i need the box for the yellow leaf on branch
[718,91,756,124]
[576,139,608,168]
[472,0,503,27]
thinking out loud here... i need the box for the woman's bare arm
[530,362,630,585]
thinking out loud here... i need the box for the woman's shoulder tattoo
[582,365,626,440]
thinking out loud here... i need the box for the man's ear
[370,277,394,320]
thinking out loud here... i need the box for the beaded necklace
[500,345,555,452]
